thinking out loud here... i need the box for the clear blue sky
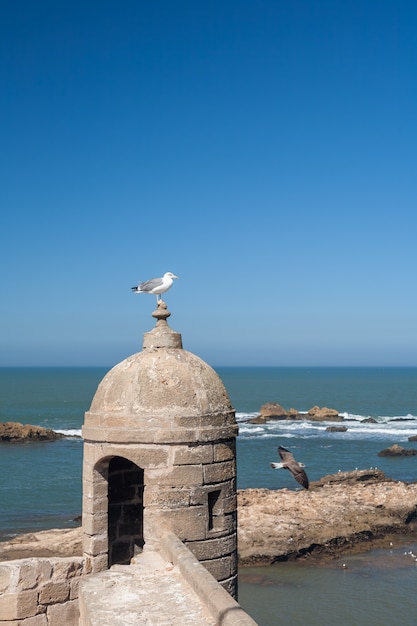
[1,0,416,367]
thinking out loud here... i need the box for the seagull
[131,272,179,304]
[270,446,309,489]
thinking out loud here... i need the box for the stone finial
[142,300,183,349]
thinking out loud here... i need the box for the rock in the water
[259,402,289,419]
[237,470,417,565]
[326,425,348,432]
[0,421,65,442]
[307,406,342,421]
[378,444,417,457]
[409,435,417,442]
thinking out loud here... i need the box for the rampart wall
[0,535,257,626]
[0,556,84,625]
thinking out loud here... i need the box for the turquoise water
[1,366,416,624]
[238,540,417,626]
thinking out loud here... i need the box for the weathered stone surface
[378,444,417,457]
[307,406,342,421]
[0,589,38,620]
[258,403,289,419]
[252,404,342,423]
[46,599,79,625]
[0,528,82,562]
[237,470,417,565]
[38,580,70,604]
[0,422,66,443]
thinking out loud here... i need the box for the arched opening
[108,456,144,567]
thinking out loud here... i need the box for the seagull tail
[270,462,283,469]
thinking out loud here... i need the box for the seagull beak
[173,275,179,279]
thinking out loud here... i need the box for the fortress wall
[0,556,84,626]
[160,533,257,626]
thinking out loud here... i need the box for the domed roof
[82,304,236,444]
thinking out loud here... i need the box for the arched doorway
[107,456,144,566]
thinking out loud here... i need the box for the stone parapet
[0,557,84,626]
[160,533,258,626]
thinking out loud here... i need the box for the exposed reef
[0,421,66,442]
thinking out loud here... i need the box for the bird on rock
[132,272,179,304]
[270,445,309,489]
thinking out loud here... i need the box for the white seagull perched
[270,446,309,490]
[131,272,179,303]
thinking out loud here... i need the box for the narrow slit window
[208,489,221,531]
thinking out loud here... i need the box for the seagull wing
[278,446,295,463]
[287,463,309,489]
[138,277,163,292]
[278,446,309,489]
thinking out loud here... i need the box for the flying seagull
[270,446,309,489]
[132,272,179,303]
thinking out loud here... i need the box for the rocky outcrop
[378,444,417,457]
[237,470,417,565]
[2,471,417,567]
[326,425,348,432]
[409,435,417,442]
[307,406,342,421]
[254,403,342,423]
[0,527,82,561]
[0,421,65,442]
[254,403,294,422]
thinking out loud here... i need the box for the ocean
[1,366,417,625]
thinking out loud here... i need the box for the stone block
[0,590,38,620]
[82,476,108,500]
[175,412,232,429]
[203,460,236,484]
[52,558,83,581]
[200,555,232,581]
[82,511,107,536]
[221,573,238,598]
[47,599,79,626]
[214,440,236,462]
[83,532,108,557]
[86,552,108,574]
[146,464,203,487]
[82,493,107,515]
[146,507,207,541]
[0,563,16,593]
[223,494,238,514]
[187,534,237,560]
[173,443,214,465]
[38,581,70,604]
[16,561,38,591]
[144,485,191,507]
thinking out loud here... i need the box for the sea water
[1,366,416,624]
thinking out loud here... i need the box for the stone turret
[82,301,239,596]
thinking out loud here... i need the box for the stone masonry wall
[0,556,84,626]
